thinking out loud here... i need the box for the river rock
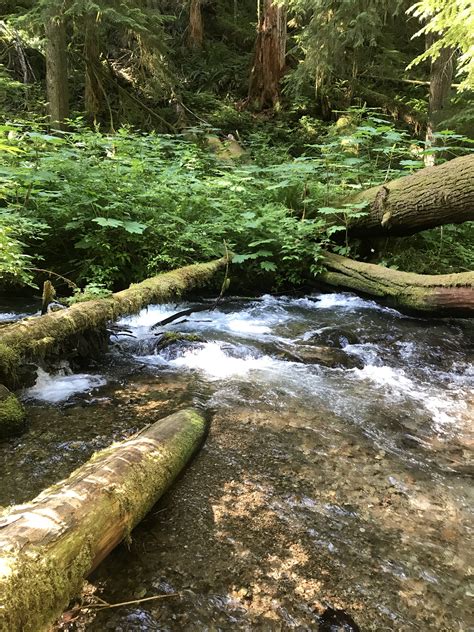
[305,326,359,348]
[155,332,205,358]
[0,385,26,439]
[276,343,363,369]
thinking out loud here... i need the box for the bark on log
[0,408,206,632]
[0,258,228,388]
[348,154,474,237]
[320,252,474,316]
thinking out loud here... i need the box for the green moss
[0,343,21,386]
[0,258,227,388]
[156,332,205,351]
[0,409,206,631]
[0,393,26,439]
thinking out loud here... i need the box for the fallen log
[320,252,474,316]
[0,257,228,388]
[348,154,474,237]
[0,408,206,632]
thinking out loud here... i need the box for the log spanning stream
[1,293,472,631]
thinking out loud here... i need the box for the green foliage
[66,282,113,303]
[0,225,34,286]
[0,110,472,292]
[408,0,474,91]
[380,223,474,274]
[281,0,416,106]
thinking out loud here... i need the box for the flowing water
[1,293,473,631]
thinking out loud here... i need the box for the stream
[1,293,473,631]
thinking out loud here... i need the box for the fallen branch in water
[0,408,207,632]
[151,242,231,332]
[87,592,180,610]
[151,305,209,330]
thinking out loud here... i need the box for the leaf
[92,217,124,228]
[265,180,291,190]
[232,253,252,263]
[317,207,338,214]
[260,261,277,272]
[122,221,147,234]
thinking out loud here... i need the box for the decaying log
[348,154,474,237]
[321,252,474,316]
[0,408,207,632]
[0,257,228,388]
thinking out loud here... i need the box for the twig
[88,592,180,609]
[28,268,78,289]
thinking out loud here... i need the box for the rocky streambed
[1,293,472,630]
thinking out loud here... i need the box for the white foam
[0,312,22,321]
[226,318,271,335]
[313,293,375,310]
[168,342,275,380]
[25,368,106,403]
[353,364,468,433]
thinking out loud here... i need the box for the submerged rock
[156,332,206,351]
[305,327,360,348]
[277,343,363,369]
[0,385,26,439]
[318,607,360,631]
[154,332,206,360]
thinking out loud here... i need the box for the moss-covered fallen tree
[0,408,207,632]
[320,252,474,316]
[348,154,474,237]
[0,257,228,388]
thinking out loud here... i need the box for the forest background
[0,0,473,298]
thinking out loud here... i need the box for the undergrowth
[0,108,472,293]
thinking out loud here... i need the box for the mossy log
[0,408,206,632]
[320,252,474,316]
[0,257,228,388]
[348,154,474,237]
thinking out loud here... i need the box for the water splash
[25,368,106,403]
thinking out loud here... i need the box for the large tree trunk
[320,252,474,316]
[84,13,103,123]
[0,408,206,632]
[348,154,474,237]
[0,257,228,389]
[44,10,69,129]
[425,43,455,167]
[248,0,286,109]
[188,0,204,49]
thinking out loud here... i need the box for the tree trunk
[188,0,204,49]
[320,252,474,316]
[348,154,474,237]
[248,0,286,109]
[425,43,455,167]
[84,13,103,122]
[0,408,206,632]
[0,257,228,389]
[44,10,69,129]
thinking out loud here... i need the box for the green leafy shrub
[0,110,471,293]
